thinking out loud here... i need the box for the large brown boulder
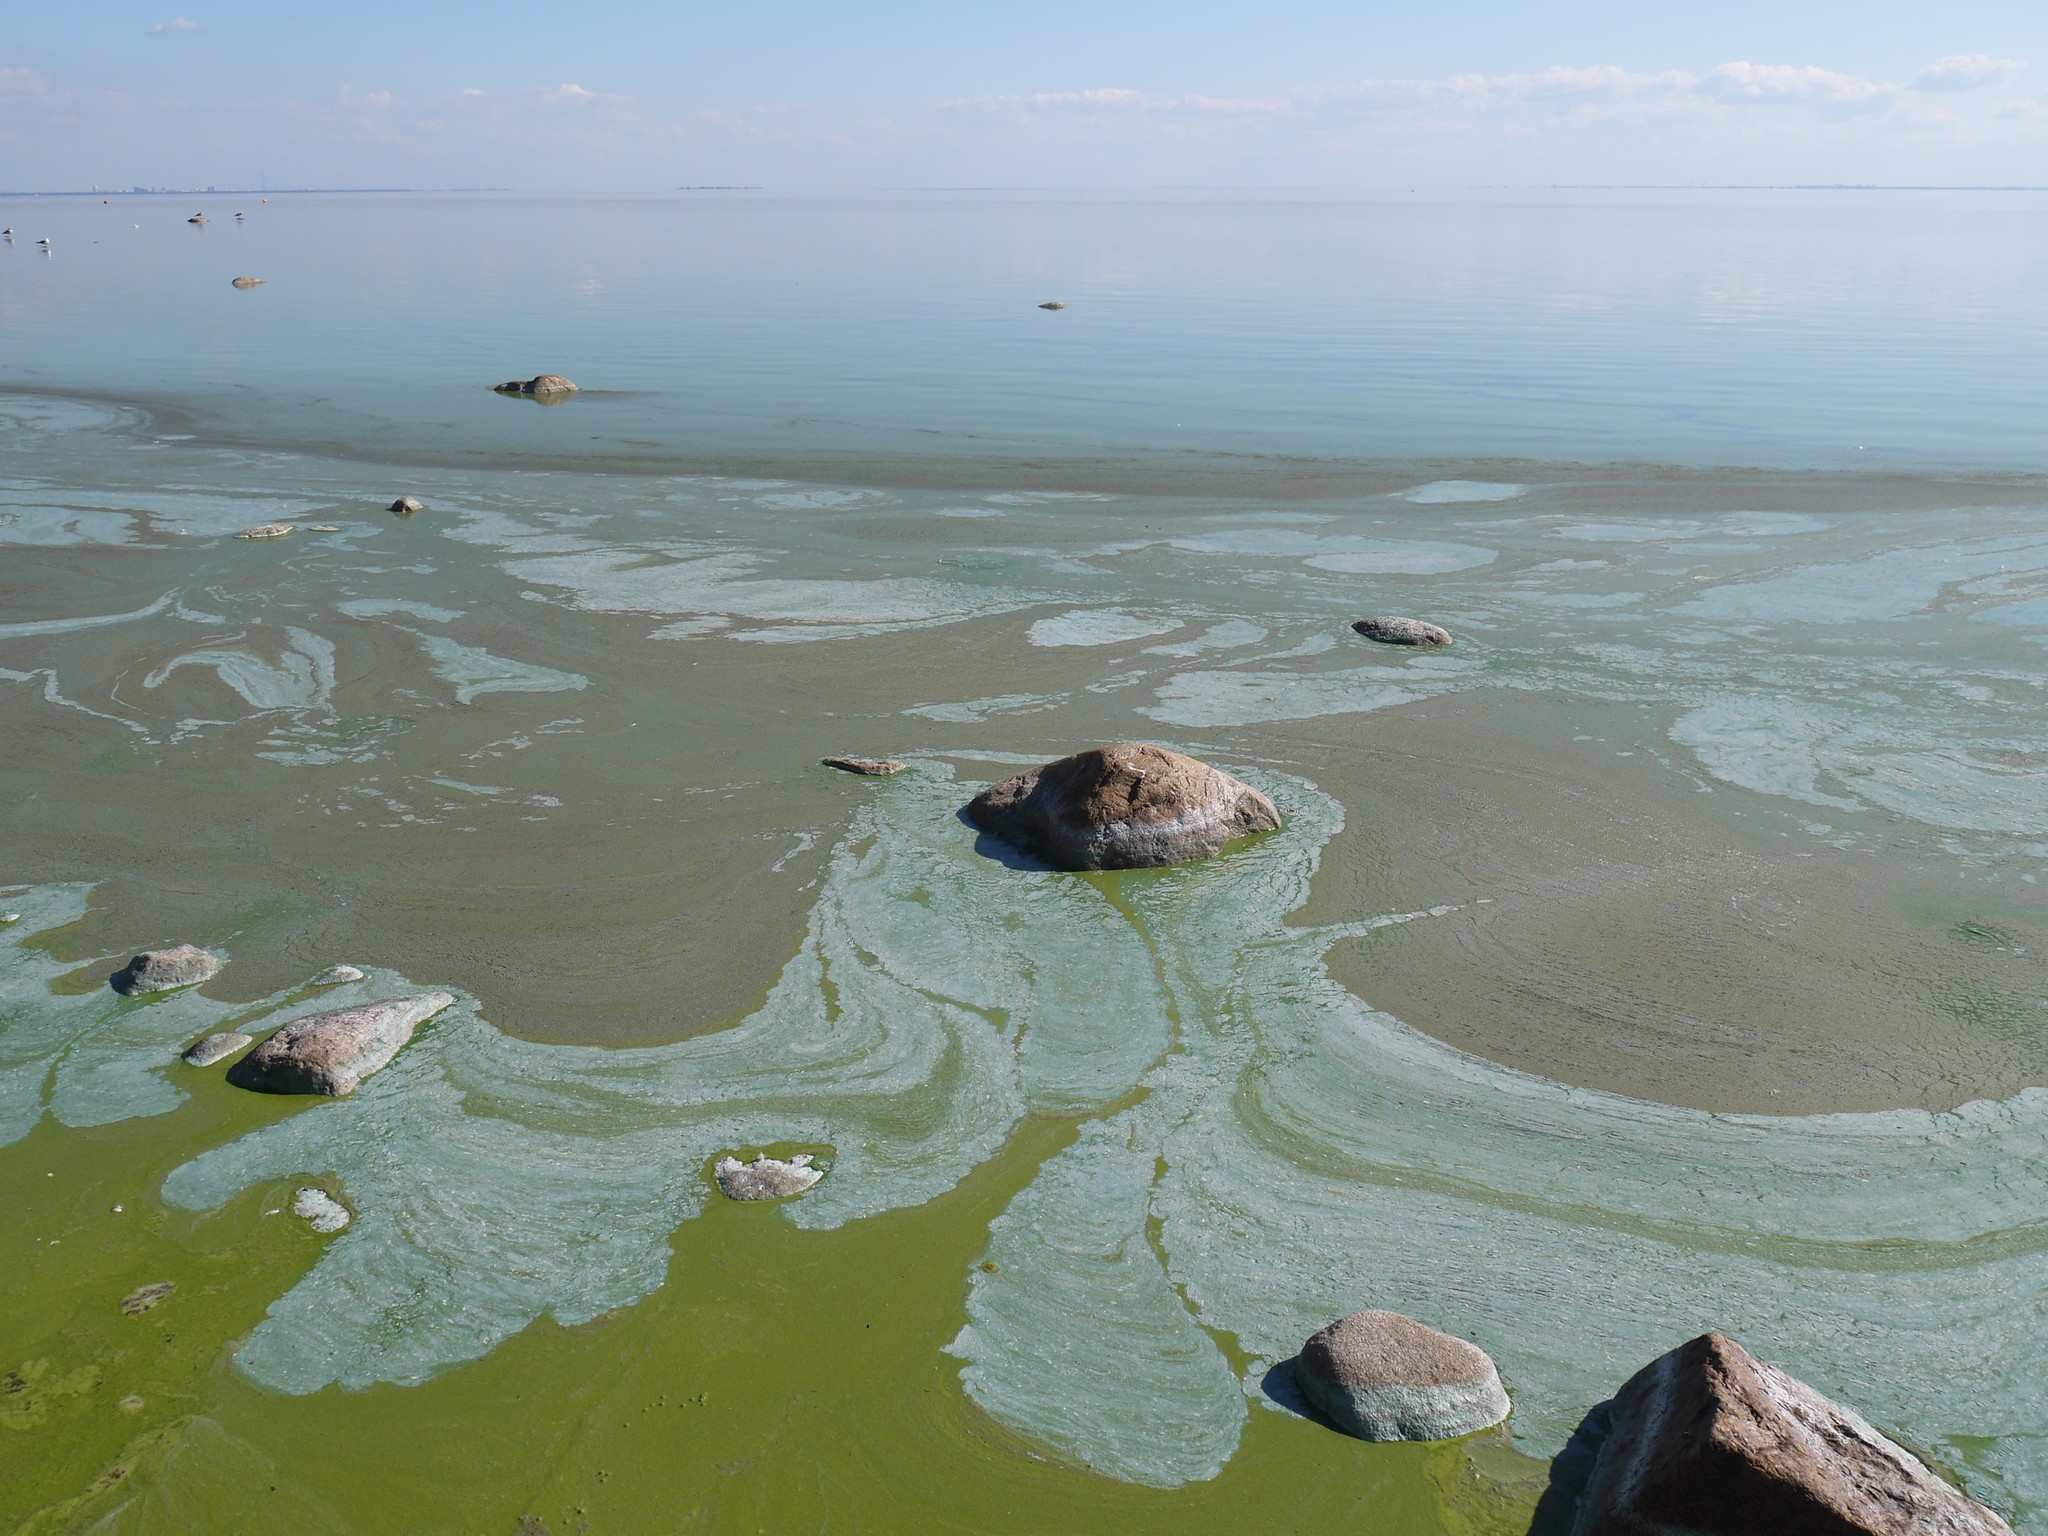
[1571,1332,2012,1536]
[1296,1309,1510,1441]
[228,992,454,1096]
[964,744,1280,871]
[492,374,578,396]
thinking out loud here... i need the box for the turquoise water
[4,190,2048,1530]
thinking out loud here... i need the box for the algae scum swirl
[5,763,2045,1515]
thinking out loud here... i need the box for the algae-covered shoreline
[4,376,2047,1531]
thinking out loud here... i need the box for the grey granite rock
[227,991,454,1096]
[112,945,222,995]
[1296,1309,1510,1442]
[965,743,1281,871]
[492,374,579,396]
[822,755,906,776]
[312,964,365,985]
[181,1031,251,1067]
[715,1153,823,1200]
[1570,1331,2011,1536]
[234,523,293,540]
[1352,616,1454,646]
[1038,301,1067,310]
[388,496,425,515]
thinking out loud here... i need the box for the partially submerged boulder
[1353,616,1453,646]
[1038,301,1067,310]
[388,496,425,515]
[234,523,293,540]
[715,1153,822,1201]
[964,743,1280,870]
[312,963,365,985]
[227,991,454,1096]
[493,374,579,396]
[230,275,264,289]
[112,945,221,995]
[181,1031,251,1067]
[822,755,905,776]
[1296,1310,1510,1442]
[293,1187,350,1233]
[1570,1331,2012,1536]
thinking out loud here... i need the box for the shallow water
[3,191,2047,1532]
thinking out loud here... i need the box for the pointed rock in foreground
[1570,1331,2012,1536]
[228,991,454,1096]
[965,743,1279,870]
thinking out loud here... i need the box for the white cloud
[1696,62,1886,106]
[460,87,486,98]
[1912,54,2024,91]
[148,17,199,36]
[0,67,51,93]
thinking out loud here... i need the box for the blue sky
[4,2,2046,189]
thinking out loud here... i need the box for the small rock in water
[293,1187,351,1233]
[715,1153,823,1201]
[492,374,579,396]
[312,964,365,985]
[227,990,454,1096]
[181,1031,252,1067]
[230,275,264,289]
[965,743,1281,871]
[121,1282,176,1316]
[822,755,906,776]
[1570,1330,2012,1535]
[388,496,425,515]
[1295,1310,1510,1442]
[234,523,294,540]
[1352,616,1454,647]
[1038,301,1067,310]
[1,913,20,925]
[112,945,222,995]
[307,524,342,533]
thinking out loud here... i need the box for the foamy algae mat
[3,763,2041,1522]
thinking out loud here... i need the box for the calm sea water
[4,191,2048,1533]
[4,188,2047,474]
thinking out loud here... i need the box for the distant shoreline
[0,187,511,198]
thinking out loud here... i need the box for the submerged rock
[227,991,454,1096]
[388,496,425,515]
[1296,1310,1510,1442]
[822,755,906,776]
[312,964,365,985]
[181,1031,251,1067]
[293,1187,351,1233]
[964,743,1281,871]
[1570,1331,2012,1536]
[307,524,342,533]
[121,1282,176,1316]
[1352,616,1453,646]
[1038,301,1067,310]
[715,1153,823,1200]
[1,912,20,925]
[492,374,579,396]
[230,275,264,289]
[112,945,222,995]
[234,523,293,540]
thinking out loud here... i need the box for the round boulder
[112,945,222,995]
[493,374,579,396]
[1296,1310,1510,1442]
[964,743,1280,871]
[181,1031,251,1067]
[1353,616,1453,647]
